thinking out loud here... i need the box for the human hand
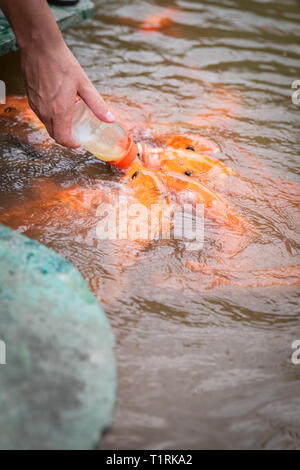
[20,40,115,147]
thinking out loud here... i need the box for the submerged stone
[0,224,116,450]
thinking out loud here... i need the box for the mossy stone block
[0,224,116,450]
[0,0,94,56]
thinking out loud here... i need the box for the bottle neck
[113,136,140,169]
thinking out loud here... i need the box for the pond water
[0,0,300,449]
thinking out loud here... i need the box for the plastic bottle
[72,100,140,169]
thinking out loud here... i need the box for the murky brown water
[0,0,300,449]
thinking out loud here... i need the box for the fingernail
[106,110,115,121]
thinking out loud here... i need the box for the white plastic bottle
[72,100,139,168]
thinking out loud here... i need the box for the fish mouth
[136,142,143,160]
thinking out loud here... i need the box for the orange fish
[139,7,177,33]
[0,96,52,149]
[0,94,299,297]
[115,7,180,37]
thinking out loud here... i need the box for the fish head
[142,132,235,181]
[0,96,52,148]
[158,146,234,183]
[0,96,45,130]
[165,134,220,156]
[125,160,169,208]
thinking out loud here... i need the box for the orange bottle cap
[113,136,139,169]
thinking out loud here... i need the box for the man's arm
[0,0,114,147]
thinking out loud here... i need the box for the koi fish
[139,8,177,33]
[0,96,52,150]
[0,94,299,298]
[115,7,179,36]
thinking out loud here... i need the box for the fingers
[52,121,80,148]
[25,69,114,147]
[33,97,80,148]
[51,102,81,148]
[78,78,115,123]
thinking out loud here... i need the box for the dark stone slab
[0,0,94,56]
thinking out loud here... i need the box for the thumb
[78,80,115,123]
